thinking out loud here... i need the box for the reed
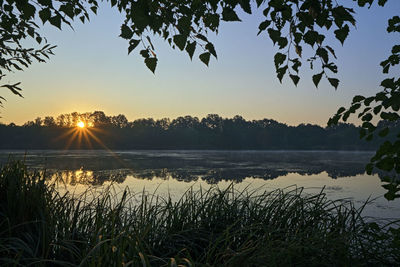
[0,160,399,266]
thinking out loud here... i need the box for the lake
[1,150,399,220]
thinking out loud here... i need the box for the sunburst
[52,121,133,184]
[77,121,85,128]
[54,122,121,157]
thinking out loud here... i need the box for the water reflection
[0,150,377,185]
[49,169,128,186]
[2,150,399,219]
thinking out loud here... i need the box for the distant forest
[0,111,397,150]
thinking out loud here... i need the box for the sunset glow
[77,121,85,128]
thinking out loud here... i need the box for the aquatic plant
[0,160,399,266]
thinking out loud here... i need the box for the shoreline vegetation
[1,160,399,266]
[1,111,398,150]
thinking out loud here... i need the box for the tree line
[1,111,397,150]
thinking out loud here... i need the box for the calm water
[1,150,399,219]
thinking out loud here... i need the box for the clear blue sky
[2,1,399,126]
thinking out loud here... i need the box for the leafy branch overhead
[115,0,362,86]
[0,0,99,98]
[0,0,388,92]
[329,8,400,200]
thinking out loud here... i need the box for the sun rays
[49,116,133,174]
[54,123,127,167]
[54,123,107,151]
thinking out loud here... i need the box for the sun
[77,121,85,128]
[55,119,112,151]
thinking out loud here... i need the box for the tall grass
[0,160,399,266]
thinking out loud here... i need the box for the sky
[1,1,399,126]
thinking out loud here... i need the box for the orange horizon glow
[77,121,85,128]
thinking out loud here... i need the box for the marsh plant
[0,160,399,266]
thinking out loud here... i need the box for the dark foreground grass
[0,161,399,266]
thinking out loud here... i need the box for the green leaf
[378,0,388,7]
[173,34,187,51]
[199,52,211,66]
[290,74,300,86]
[144,57,157,73]
[328,115,339,126]
[258,20,271,35]
[325,45,337,59]
[342,110,350,121]
[334,24,350,45]
[185,41,196,60]
[203,14,219,31]
[203,14,220,30]
[381,78,395,89]
[256,0,264,7]
[22,3,36,20]
[277,66,288,83]
[376,157,394,171]
[373,105,382,115]
[60,4,74,19]
[222,7,241,21]
[90,6,98,14]
[352,95,365,103]
[239,0,252,14]
[381,112,400,121]
[384,191,396,201]
[268,29,281,44]
[120,24,133,40]
[291,59,301,73]
[278,37,288,49]
[324,63,338,73]
[304,30,319,46]
[312,72,323,88]
[274,53,286,68]
[361,113,372,122]
[49,16,62,29]
[196,34,208,42]
[205,43,217,58]
[364,97,375,106]
[39,8,51,23]
[177,16,191,35]
[140,49,150,59]
[337,107,346,114]
[38,0,52,6]
[328,78,339,89]
[317,47,329,63]
[391,45,400,54]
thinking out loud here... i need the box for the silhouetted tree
[111,114,128,128]
[34,117,42,127]
[43,116,56,127]
[91,111,111,127]
[0,111,384,152]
